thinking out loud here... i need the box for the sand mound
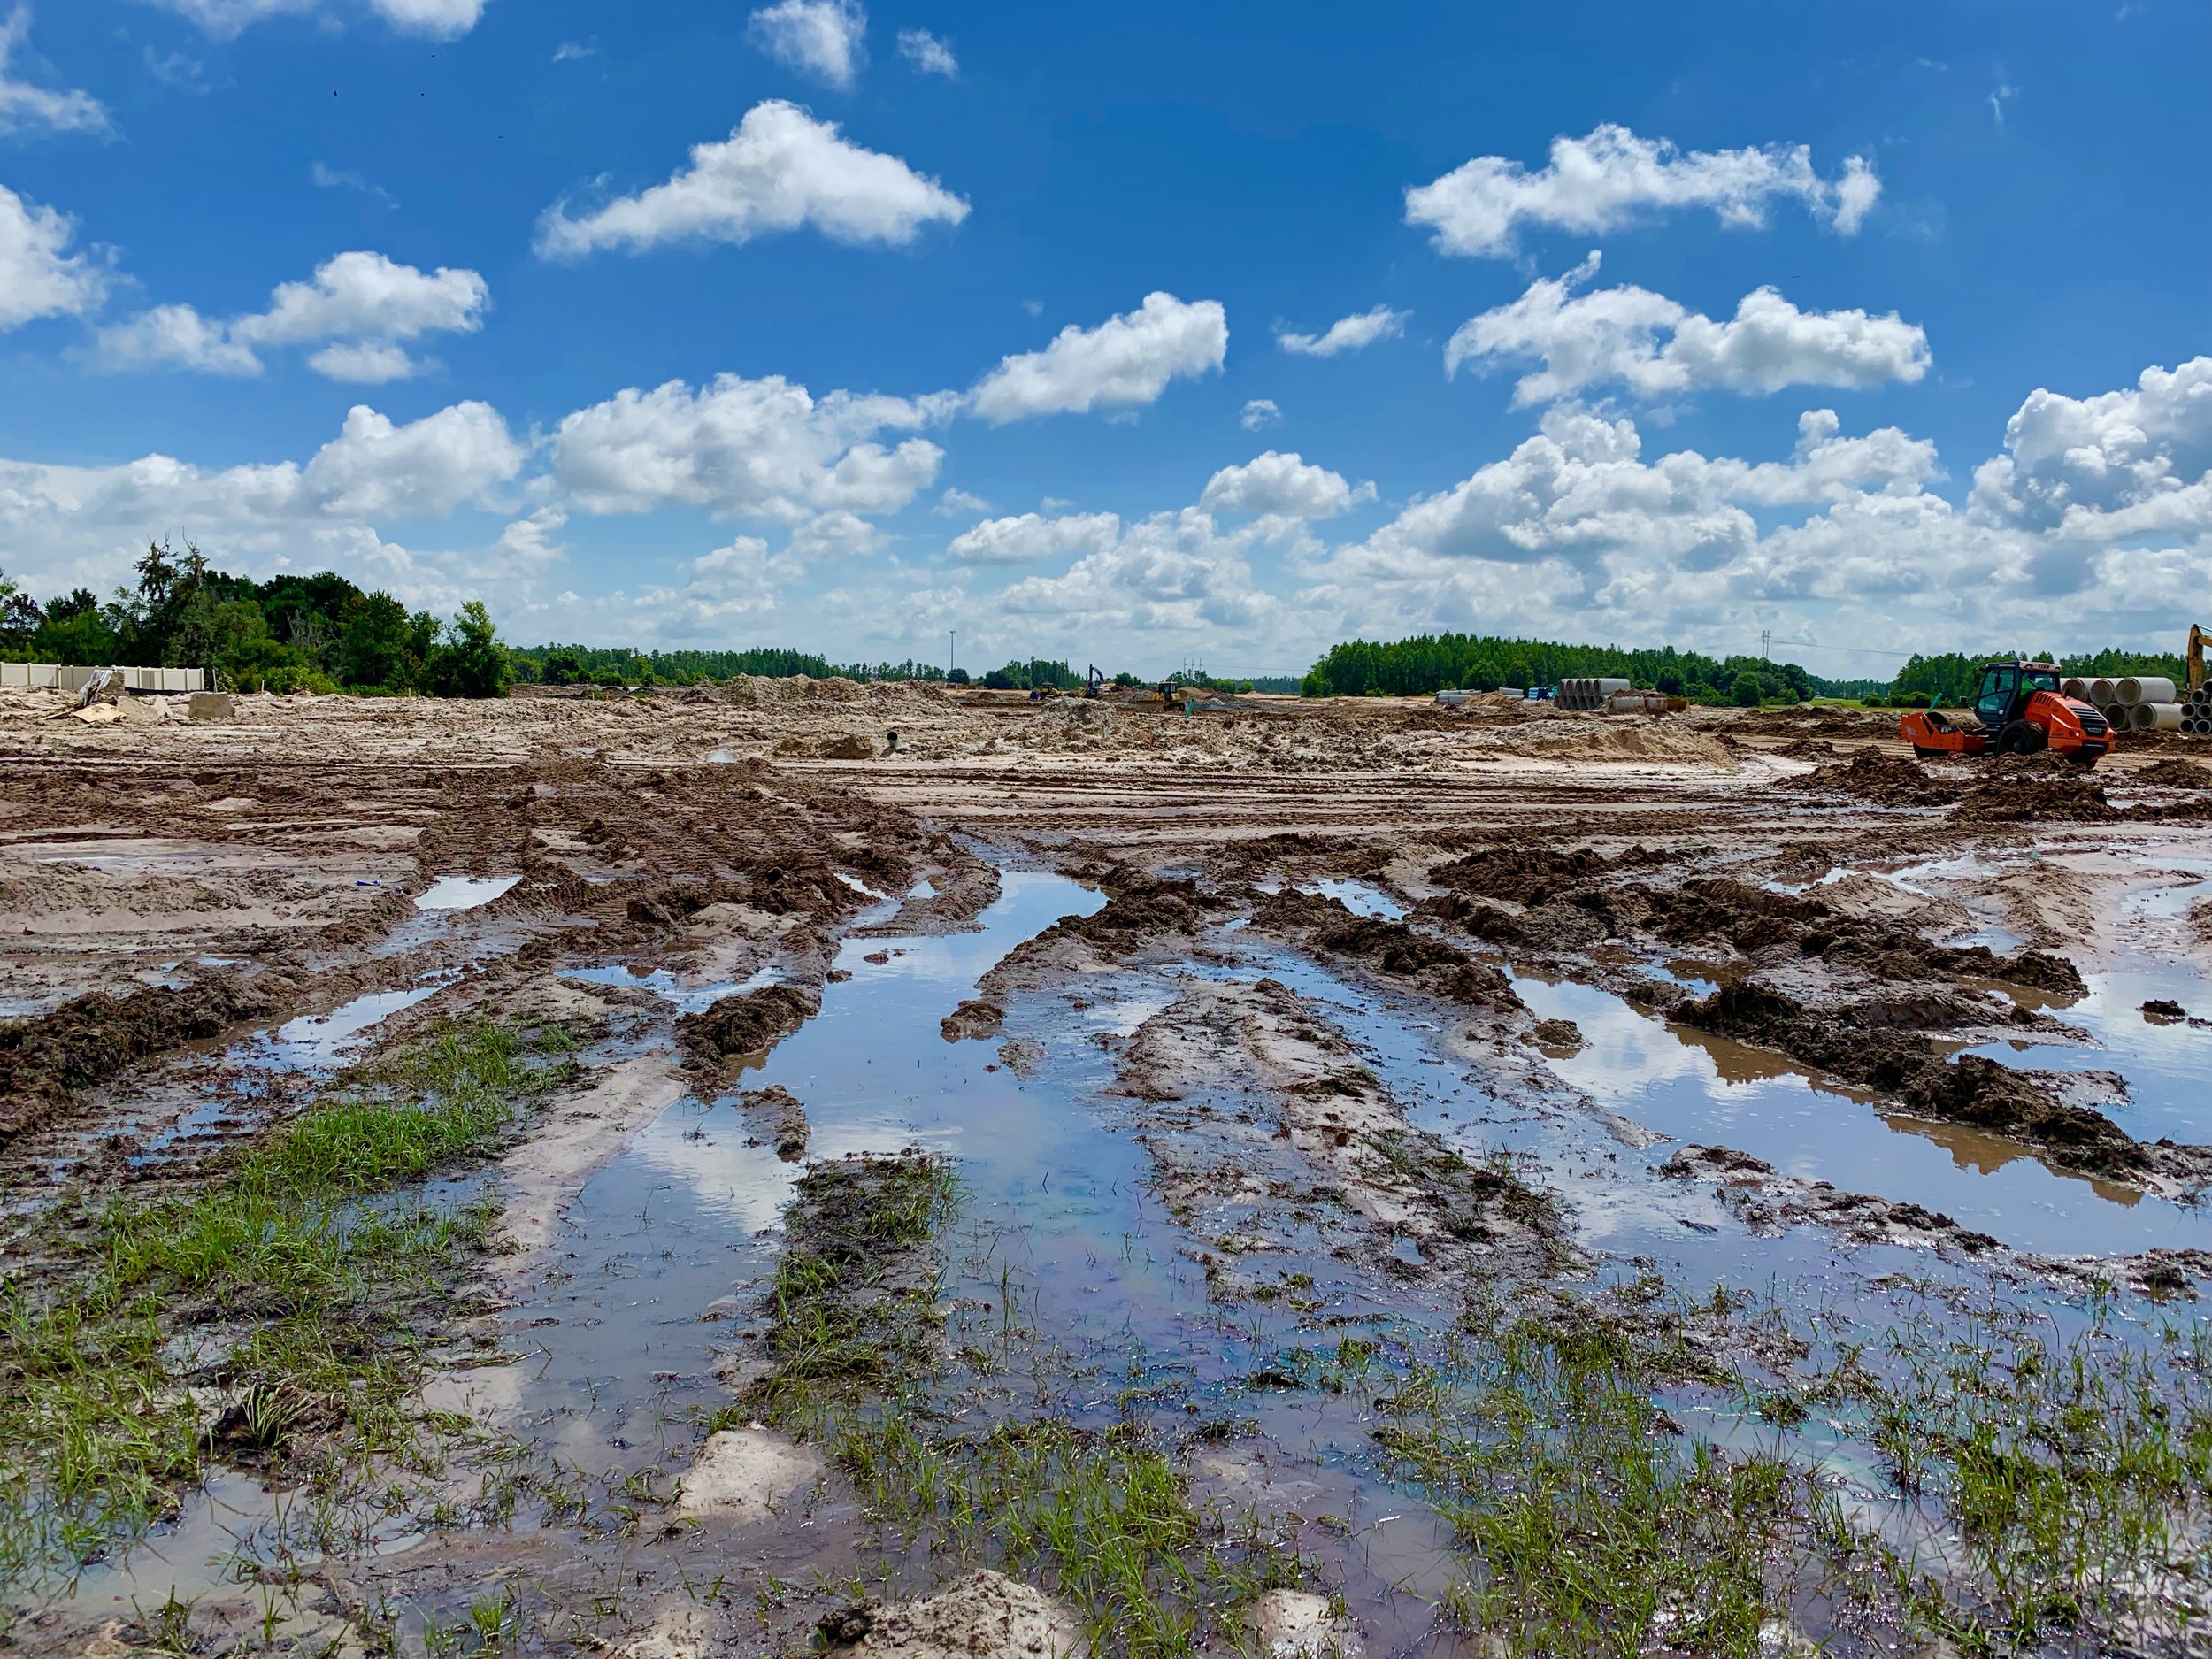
[1479,718,1737,767]
[718,673,871,707]
[1018,698,1125,748]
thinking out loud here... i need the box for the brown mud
[6,683,2212,1657]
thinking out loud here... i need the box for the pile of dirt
[1255,888,1519,1009]
[1427,845,1613,906]
[1955,774,2115,822]
[2132,758,2212,790]
[939,997,1004,1041]
[1784,750,1961,806]
[1479,720,1738,768]
[1675,981,2154,1182]
[734,1085,810,1161]
[1018,698,1125,748]
[1634,876,2085,993]
[721,673,872,706]
[678,983,821,1067]
[0,972,281,1143]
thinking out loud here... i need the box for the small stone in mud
[1528,1018,1585,1054]
[2142,997,2187,1022]
[819,1571,1085,1659]
[1243,1590,1363,1659]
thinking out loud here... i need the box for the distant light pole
[949,630,956,680]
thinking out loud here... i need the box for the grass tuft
[0,1019,575,1594]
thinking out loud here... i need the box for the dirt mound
[0,972,280,1143]
[1256,888,1519,1009]
[735,1085,810,1160]
[678,983,821,1066]
[940,997,1004,1041]
[1018,699,1125,748]
[1428,845,1610,906]
[1481,720,1738,768]
[1676,982,2151,1181]
[1785,750,1961,806]
[1635,876,2085,993]
[2133,758,2212,790]
[721,673,871,706]
[1956,775,2115,822]
[1776,737,1836,759]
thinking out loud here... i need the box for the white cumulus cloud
[946,511,1120,565]
[0,7,108,136]
[1444,252,1929,404]
[897,27,956,76]
[98,250,490,381]
[1199,452,1372,518]
[1406,124,1880,259]
[969,293,1228,424]
[1240,398,1281,431]
[0,180,105,329]
[747,0,866,89]
[535,101,968,260]
[137,0,489,39]
[1275,305,1407,358]
[552,371,954,526]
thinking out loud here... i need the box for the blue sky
[0,0,2205,677]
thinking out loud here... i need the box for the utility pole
[1760,630,1771,661]
[949,630,955,679]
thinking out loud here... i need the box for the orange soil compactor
[1897,659,2114,768]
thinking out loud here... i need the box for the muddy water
[479,875,1479,1650]
[1512,972,2212,1256]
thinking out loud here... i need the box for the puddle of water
[1958,964,2212,1146]
[1251,877,1407,920]
[1512,973,2212,1256]
[414,875,521,911]
[234,979,450,1074]
[557,964,781,1015]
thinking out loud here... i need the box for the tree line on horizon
[1,555,2186,707]
[0,544,509,696]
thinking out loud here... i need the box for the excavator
[1898,659,2113,767]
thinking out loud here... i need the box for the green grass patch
[1372,1316,1812,1658]
[741,1153,959,1416]
[0,1019,575,1592]
[1814,1309,2212,1653]
[837,1414,1297,1659]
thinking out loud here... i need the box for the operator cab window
[2023,669,2060,695]
[1977,666,2019,727]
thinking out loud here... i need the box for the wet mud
[7,684,2212,1659]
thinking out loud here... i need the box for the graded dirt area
[4,680,2211,1659]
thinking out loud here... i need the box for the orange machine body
[1896,661,2113,767]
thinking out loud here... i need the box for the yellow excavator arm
[2192,624,2208,695]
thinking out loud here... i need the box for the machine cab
[1974,662,2059,728]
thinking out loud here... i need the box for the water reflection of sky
[1511,972,2212,1256]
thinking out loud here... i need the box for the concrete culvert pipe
[2132,702,2184,731]
[2062,677,2091,700]
[2092,678,2116,704]
[2118,676,2177,705]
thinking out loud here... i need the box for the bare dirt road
[4,680,2211,1659]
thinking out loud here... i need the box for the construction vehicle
[2190,624,2208,695]
[1897,659,2113,767]
[1085,664,1105,700]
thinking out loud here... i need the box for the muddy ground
[4,680,2212,1658]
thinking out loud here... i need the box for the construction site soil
[5,680,2212,1658]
